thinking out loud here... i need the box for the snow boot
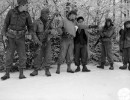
[45,66,51,77]
[19,68,26,79]
[56,64,60,74]
[119,64,127,70]
[109,63,114,70]
[75,66,80,72]
[30,68,38,76]
[1,68,10,80]
[128,63,130,71]
[97,62,105,69]
[82,65,91,72]
[67,64,74,73]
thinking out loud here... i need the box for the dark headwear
[17,0,28,6]
[77,16,84,22]
[68,10,77,17]
[124,21,130,27]
[103,18,113,30]
[41,8,50,15]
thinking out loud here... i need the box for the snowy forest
[0,0,130,71]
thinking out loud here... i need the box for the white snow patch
[0,62,130,100]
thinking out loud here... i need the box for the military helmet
[41,8,50,15]
[17,0,28,6]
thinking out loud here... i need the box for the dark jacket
[2,7,33,36]
[74,29,88,45]
[122,21,130,48]
[101,26,115,42]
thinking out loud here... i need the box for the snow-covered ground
[0,62,130,100]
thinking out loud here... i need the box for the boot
[19,68,26,79]
[30,68,38,76]
[67,64,74,73]
[97,62,105,69]
[75,66,80,72]
[128,65,130,71]
[119,64,127,70]
[1,68,10,80]
[82,65,91,72]
[56,64,60,74]
[109,63,114,70]
[45,66,51,77]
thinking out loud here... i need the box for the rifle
[35,8,58,56]
[94,36,102,47]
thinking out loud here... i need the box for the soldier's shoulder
[7,9,14,14]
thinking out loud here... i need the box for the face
[21,4,28,11]
[106,21,111,27]
[77,19,84,26]
[68,14,76,21]
[126,23,130,28]
[41,12,49,20]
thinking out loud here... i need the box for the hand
[34,36,42,46]
[100,32,104,37]
[2,36,7,41]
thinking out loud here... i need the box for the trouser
[33,40,52,69]
[122,47,130,65]
[5,36,27,68]
[101,41,113,64]
[58,38,74,65]
[74,43,88,66]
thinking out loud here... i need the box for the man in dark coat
[119,21,130,70]
[74,16,91,72]
[1,0,37,80]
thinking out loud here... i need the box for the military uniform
[1,0,34,80]
[56,16,77,74]
[119,21,130,70]
[30,8,58,76]
[97,19,115,70]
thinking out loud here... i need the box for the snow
[0,62,130,100]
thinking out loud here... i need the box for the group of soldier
[1,0,129,81]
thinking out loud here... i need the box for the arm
[2,9,12,36]
[26,12,34,35]
[103,26,115,38]
[79,25,98,29]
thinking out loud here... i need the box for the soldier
[56,11,98,74]
[56,11,77,74]
[97,18,115,70]
[30,8,59,77]
[1,0,38,80]
[119,21,130,70]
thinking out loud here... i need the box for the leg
[44,41,53,76]
[128,48,130,70]
[66,39,74,73]
[30,44,45,76]
[120,48,128,70]
[1,37,16,80]
[57,39,69,74]
[16,37,26,79]
[74,43,81,72]
[81,45,90,72]
[97,43,106,69]
[105,41,114,70]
